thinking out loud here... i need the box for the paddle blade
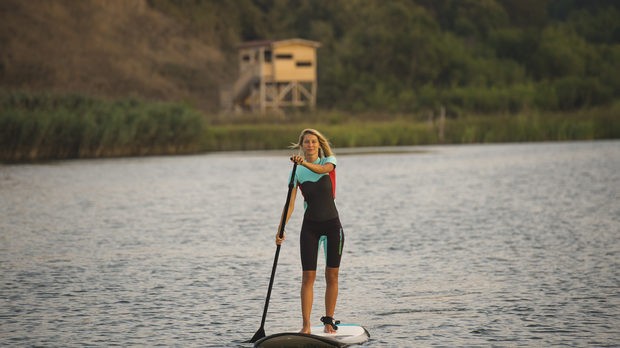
[248,327,266,343]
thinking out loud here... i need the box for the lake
[1,141,618,347]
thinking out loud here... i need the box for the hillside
[0,0,231,112]
[2,0,620,162]
[1,0,619,115]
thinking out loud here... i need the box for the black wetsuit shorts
[300,218,344,271]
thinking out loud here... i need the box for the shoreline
[4,139,618,165]
[2,93,618,162]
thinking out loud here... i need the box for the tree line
[149,0,620,115]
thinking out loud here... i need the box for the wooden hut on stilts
[223,38,321,114]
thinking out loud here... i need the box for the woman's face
[302,134,320,157]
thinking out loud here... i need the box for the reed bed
[1,91,618,162]
[202,106,620,152]
[442,108,620,144]
[1,91,205,161]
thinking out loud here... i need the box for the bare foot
[324,324,337,334]
[299,327,311,334]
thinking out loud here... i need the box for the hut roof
[237,38,320,49]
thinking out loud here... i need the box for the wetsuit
[294,156,344,271]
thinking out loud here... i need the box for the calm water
[1,141,619,347]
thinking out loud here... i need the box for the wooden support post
[311,81,317,110]
[259,47,266,114]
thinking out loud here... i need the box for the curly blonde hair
[290,128,334,158]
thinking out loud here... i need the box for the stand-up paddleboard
[253,324,370,347]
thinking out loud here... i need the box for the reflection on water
[1,141,619,347]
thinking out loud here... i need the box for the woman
[276,128,344,334]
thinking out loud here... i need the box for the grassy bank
[1,91,618,162]
[1,91,205,162]
[202,105,620,151]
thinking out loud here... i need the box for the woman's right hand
[275,231,286,245]
[290,155,304,165]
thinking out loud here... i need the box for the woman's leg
[323,221,344,333]
[300,270,316,334]
[324,266,339,333]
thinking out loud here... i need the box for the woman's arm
[275,187,296,245]
[291,155,335,174]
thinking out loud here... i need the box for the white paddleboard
[254,324,370,347]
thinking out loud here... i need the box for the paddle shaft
[250,162,298,343]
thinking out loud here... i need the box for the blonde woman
[276,128,344,334]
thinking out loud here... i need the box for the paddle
[249,162,298,343]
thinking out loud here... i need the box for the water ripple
[1,142,619,346]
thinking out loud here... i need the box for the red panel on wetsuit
[329,169,336,199]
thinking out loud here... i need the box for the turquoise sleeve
[324,156,337,167]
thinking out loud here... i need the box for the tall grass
[202,105,620,152]
[445,107,620,143]
[0,91,205,161]
[2,91,618,162]
[201,121,437,151]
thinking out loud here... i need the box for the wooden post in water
[438,105,446,143]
